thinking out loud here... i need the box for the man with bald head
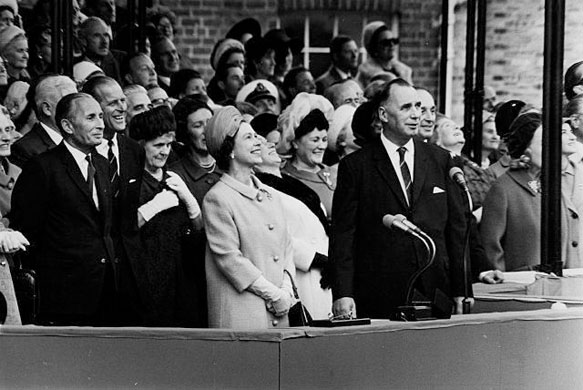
[11,75,77,167]
[124,52,158,89]
[79,16,126,85]
[331,79,468,320]
[11,93,119,325]
[82,75,146,324]
[123,84,152,125]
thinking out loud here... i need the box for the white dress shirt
[96,133,120,175]
[63,140,99,208]
[381,133,415,205]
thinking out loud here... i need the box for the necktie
[108,139,120,198]
[398,146,413,203]
[86,154,96,192]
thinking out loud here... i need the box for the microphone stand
[461,188,473,315]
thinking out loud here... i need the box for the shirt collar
[63,139,90,166]
[40,122,63,145]
[334,66,350,80]
[380,132,415,156]
[220,173,272,200]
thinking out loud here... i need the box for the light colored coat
[203,174,295,329]
[279,192,332,319]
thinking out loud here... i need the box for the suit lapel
[411,139,429,207]
[34,123,57,148]
[371,141,409,209]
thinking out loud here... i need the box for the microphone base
[392,304,434,321]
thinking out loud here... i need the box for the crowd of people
[1,0,582,329]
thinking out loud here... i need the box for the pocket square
[128,178,137,184]
[433,186,445,194]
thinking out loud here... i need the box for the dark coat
[10,143,115,318]
[315,66,345,95]
[330,138,467,318]
[10,122,58,168]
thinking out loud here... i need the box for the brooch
[528,180,541,194]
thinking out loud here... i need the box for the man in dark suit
[10,75,78,167]
[315,35,359,95]
[330,79,468,319]
[82,75,147,324]
[11,93,119,325]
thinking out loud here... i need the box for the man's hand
[332,297,356,319]
[480,270,504,284]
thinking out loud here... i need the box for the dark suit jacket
[315,66,345,95]
[112,134,148,316]
[330,138,468,318]
[10,122,57,168]
[11,143,115,318]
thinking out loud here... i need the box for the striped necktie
[108,139,120,198]
[398,146,413,203]
[86,154,95,192]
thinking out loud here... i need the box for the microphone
[382,214,425,236]
[449,167,469,192]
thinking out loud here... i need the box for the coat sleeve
[10,157,50,267]
[202,189,262,293]
[330,156,359,300]
[480,181,508,271]
[444,156,471,298]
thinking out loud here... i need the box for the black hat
[264,29,303,55]
[226,18,261,42]
[495,100,526,139]
[245,82,276,105]
[251,113,279,138]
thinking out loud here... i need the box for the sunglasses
[379,38,400,46]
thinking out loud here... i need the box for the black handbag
[284,269,312,327]
[10,253,39,325]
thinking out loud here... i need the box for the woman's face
[562,122,578,156]
[4,37,29,71]
[293,128,328,168]
[232,122,262,167]
[259,135,281,168]
[482,120,500,152]
[185,108,212,154]
[437,118,465,154]
[143,132,174,172]
[0,113,14,157]
[255,49,276,78]
[528,126,543,169]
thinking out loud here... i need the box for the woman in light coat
[202,106,296,329]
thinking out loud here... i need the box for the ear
[573,85,583,97]
[60,118,75,136]
[40,101,52,118]
[378,105,389,123]
[124,73,134,85]
[217,80,225,91]
[291,139,299,150]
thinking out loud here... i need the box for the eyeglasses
[379,38,400,46]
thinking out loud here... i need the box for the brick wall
[156,0,279,81]
[451,0,583,124]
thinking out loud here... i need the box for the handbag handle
[284,269,300,300]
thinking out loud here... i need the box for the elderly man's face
[294,71,316,95]
[152,38,180,76]
[129,55,158,88]
[126,92,151,124]
[64,97,105,153]
[95,81,127,133]
[83,19,110,59]
[379,84,421,145]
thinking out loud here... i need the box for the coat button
[268,224,274,230]
[273,256,279,262]
[272,320,278,326]
[573,241,579,248]
[100,258,106,264]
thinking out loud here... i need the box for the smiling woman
[202,106,296,329]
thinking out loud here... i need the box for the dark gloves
[311,252,333,290]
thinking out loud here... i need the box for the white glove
[138,189,179,222]
[165,171,201,219]
[248,275,297,317]
[0,230,30,253]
